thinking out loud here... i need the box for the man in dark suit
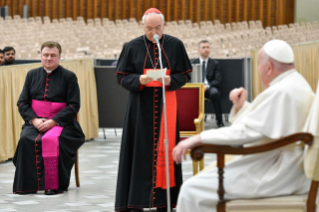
[191,40,224,127]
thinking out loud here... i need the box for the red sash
[143,69,176,189]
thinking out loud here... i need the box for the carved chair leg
[75,151,80,187]
[217,153,226,212]
[307,181,319,212]
[193,160,198,175]
[199,157,204,171]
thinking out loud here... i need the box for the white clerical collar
[199,57,208,64]
[269,69,296,87]
[44,67,57,73]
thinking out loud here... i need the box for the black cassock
[13,65,85,193]
[115,34,192,210]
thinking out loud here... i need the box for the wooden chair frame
[178,83,205,174]
[179,83,205,136]
[190,132,316,212]
[75,151,80,187]
[74,115,80,188]
[66,151,80,191]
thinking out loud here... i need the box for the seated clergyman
[13,41,85,195]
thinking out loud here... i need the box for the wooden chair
[74,151,80,187]
[191,133,314,212]
[66,151,79,191]
[176,83,204,175]
[74,116,80,188]
[190,81,319,212]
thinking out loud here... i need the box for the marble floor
[0,117,227,212]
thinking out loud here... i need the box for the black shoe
[45,190,55,195]
[45,189,64,195]
[217,122,225,128]
[129,209,143,212]
[157,207,167,212]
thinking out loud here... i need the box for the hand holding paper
[146,68,167,80]
[139,75,153,85]
[157,75,171,85]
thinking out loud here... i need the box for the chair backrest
[176,83,204,136]
[300,81,319,212]
[304,81,319,181]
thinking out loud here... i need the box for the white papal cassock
[177,69,315,212]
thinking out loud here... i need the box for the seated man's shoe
[45,189,64,195]
[157,207,168,212]
[45,190,56,195]
[217,122,225,128]
[129,209,143,212]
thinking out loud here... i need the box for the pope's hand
[229,87,247,112]
[139,75,153,85]
[157,76,171,85]
[173,134,202,164]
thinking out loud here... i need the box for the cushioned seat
[226,195,307,212]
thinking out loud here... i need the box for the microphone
[153,34,160,44]
[153,33,171,212]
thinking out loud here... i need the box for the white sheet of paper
[146,68,167,80]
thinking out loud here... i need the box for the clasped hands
[31,118,58,133]
[172,87,248,164]
[139,75,171,85]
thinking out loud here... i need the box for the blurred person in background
[0,49,4,65]
[3,46,16,65]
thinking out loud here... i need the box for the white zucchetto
[263,39,294,63]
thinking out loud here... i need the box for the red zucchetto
[144,8,163,15]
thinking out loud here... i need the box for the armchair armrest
[194,112,204,133]
[191,132,313,161]
[194,113,204,125]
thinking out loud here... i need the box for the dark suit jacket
[2,61,16,66]
[191,57,222,89]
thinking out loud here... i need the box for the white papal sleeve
[200,123,265,146]
[229,101,250,123]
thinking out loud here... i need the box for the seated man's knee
[18,134,34,147]
[209,89,220,100]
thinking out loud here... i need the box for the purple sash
[32,100,66,190]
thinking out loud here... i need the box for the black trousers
[205,86,223,123]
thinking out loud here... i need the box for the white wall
[295,0,319,23]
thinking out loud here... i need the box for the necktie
[202,61,206,82]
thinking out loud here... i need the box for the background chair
[74,116,81,188]
[176,83,204,175]
[74,151,80,187]
[66,151,79,191]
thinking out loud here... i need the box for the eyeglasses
[145,25,163,32]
